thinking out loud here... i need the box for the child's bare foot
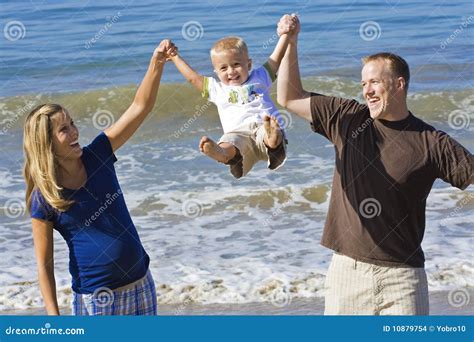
[199,136,237,163]
[263,115,283,148]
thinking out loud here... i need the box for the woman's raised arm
[105,39,176,152]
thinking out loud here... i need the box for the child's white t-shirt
[202,63,282,134]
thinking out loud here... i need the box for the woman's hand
[153,39,177,63]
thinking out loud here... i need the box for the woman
[23,40,176,315]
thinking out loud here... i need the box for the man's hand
[277,14,300,37]
[153,39,178,62]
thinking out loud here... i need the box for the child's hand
[165,40,178,61]
[277,14,300,36]
[153,39,178,62]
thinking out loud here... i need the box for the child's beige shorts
[218,121,287,179]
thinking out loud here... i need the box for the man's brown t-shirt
[310,94,472,267]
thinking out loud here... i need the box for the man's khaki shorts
[324,253,429,315]
[218,121,287,179]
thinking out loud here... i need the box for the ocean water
[1,0,473,95]
[0,1,473,311]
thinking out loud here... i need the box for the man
[277,15,473,315]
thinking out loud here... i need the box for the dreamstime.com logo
[359,21,382,41]
[84,11,122,49]
[182,199,204,218]
[359,198,382,219]
[92,287,115,307]
[174,296,193,315]
[447,288,470,308]
[1,101,36,135]
[181,21,204,41]
[440,15,474,50]
[172,101,212,139]
[448,110,471,130]
[92,109,115,130]
[84,191,122,227]
[270,288,293,308]
[261,192,296,228]
[5,323,85,336]
[4,20,26,41]
[275,110,294,131]
[351,117,373,139]
[2,198,26,219]
[262,33,278,50]
[439,193,473,228]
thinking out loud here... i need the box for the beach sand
[2,290,472,316]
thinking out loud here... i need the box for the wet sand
[2,290,472,316]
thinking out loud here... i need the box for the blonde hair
[23,104,74,213]
[210,36,248,57]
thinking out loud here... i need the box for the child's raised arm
[266,34,290,76]
[171,52,204,93]
[266,14,299,76]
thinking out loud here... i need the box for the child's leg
[199,136,238,163]
[256,117,287,171]
[263,115,283,148]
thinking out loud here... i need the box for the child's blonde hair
[210,36,248,57]
[23,103,74,213]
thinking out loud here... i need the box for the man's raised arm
[276,14,312,122]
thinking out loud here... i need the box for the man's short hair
[210,36,248,57]
[362,52,410,92]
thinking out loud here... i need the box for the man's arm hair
[277,37,312,122]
